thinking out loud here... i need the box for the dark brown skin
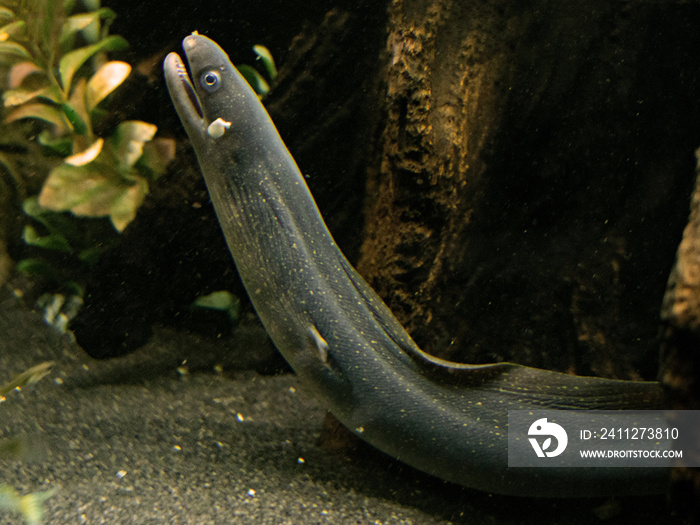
[164,33,668,497]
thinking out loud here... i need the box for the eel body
[163,34,668,497]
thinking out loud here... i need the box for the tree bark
[357,0,700,380]
[659,149,700,516]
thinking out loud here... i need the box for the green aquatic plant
[35,118,174,231]
[0,1,174,319]
[0,0,174,231]
[237,44,277,97]
[15,195,108,321]
[0,0,128,157]
[189,290,241,335]
[0,362,56,524]
[0,435,45,462]
[0,484,57,525]
[0,361,53,398]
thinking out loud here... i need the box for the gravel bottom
[0,289,670,524]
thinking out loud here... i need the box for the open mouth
[164,52,203,120]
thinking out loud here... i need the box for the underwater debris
[0,361,54,398]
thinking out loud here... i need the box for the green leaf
[62,0,77,14]
[81,0,102,12]
[236,64,269,96]
[4,103,67,130]
[38,161,148,231]
[0,20,26,41]
[0,484,57,525]
[192,291,240,323]
[0,41,30,62]
[37,130,73,156]
[108,177,148,231]
[15,258,61,282]
[58,35,128,93]
[60,102,88,134]
[58,8,116,46]
[3,87,48,108]
[138,137,175,178]
[86,60,130,110]
[23,225,72,252]
[6,61,45,90]
[0,8,15,20]
[40,85,63,104]
[67,77,91,136]
[23,197,63,224]
[89,106,108,127]
[22,196,91,245]
[65,138,103,166]
[0,152,19,186]
[193,290,238,310]
[253,45,277,80]
[38,161,116,211]
[109,121,157,171]
[0,362,54,397]
[77,246,101,265]
[63,280,84,296]
[22,197,47,222]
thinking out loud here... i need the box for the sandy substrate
[0,287,670,524]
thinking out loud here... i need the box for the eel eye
[200,70,221,93]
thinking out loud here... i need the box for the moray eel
[164,33,668,497]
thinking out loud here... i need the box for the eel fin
[336,252,515,383]
[307,325,330,364]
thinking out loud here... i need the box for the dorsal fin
[337,253,516,384]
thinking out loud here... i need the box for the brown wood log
[660,148,700,517]
[357,0,700,381]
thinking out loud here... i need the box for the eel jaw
[163,52,205,135]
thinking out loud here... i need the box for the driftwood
[660,149,700,514]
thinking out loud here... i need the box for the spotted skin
[163,33,667,497]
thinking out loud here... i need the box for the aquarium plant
[0,362,56,524]
[0,0,174,232]
[237,44,277,96]
[0,0,174,313]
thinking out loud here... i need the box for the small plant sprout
[0,484,58,525]
[236,44,277,97]
[0,362,54,398]
[0,362,56,524]
[253,45,277,80]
